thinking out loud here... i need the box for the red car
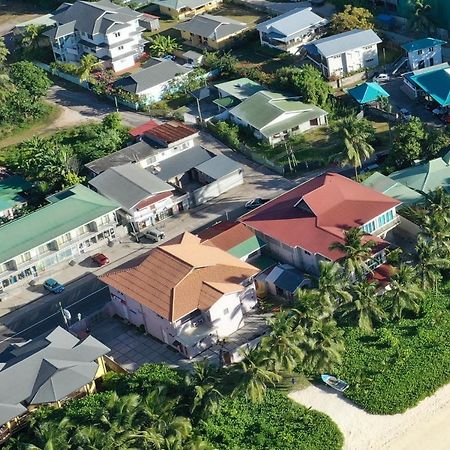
[92,253,109,266]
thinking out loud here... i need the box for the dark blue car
[43,278,65,294]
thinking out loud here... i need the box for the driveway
[47,84,151,128]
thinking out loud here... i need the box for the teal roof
[0,185,119,264]
[362,171,424,206]
[348,82,389,105]
[389,151,450,195]
[228,236,265,259]
[0,176,32,211]
[230,90,327,138]
[410,67,450,106]
[401,37,446,53]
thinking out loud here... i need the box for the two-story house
[240,173,401,276]
[306,28,382,79]
[101,232,259,358]
[44,0,146,73]
[401,37,446,71]
[0,185,122,293]
[149,0,222,21]
[257,7,328,54]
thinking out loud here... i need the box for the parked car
[245,198,269,209]
[399,108,412,121]
[373,73,389,83]
[432,107,445,116]
[92,253,109,266]
[144,227,165,242]
[43,278,65,294]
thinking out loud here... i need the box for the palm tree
[329,227,376,281]
[299,317,344,373]
[77,54,102,82]
[184,359,223,419]
[409,0,434,32]
[19,24,46,50]
[260,311,304,373]
[418,213,450,257]
[415,236,450,291]
[316,261,352,310]
[333,116,375,179]
[150,35,181,57]
[343,280,386,332]
[386,264,424,320]
[232,348,282,403]
[21,418,72,450]
[424,186,450,215]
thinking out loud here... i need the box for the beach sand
[289,382,450,450]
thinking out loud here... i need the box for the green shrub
[338,284,450,414]
[64,391,115,424]
[200,390,344,450]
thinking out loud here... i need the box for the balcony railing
[373,216,401,236]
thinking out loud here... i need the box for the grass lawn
[0,103,61,153]
[213,3,268,26]
[337,282,450,414]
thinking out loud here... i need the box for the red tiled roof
[197,221,238,240]
[129,120,159,137]
[240,173,400,261]
[145,121,197,144]
[136,191,173,210]
[200,222,256,251]
[101,232,258,322]
[369,263,397,287]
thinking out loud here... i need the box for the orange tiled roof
[101,232,258,321]
[145,121,198,144]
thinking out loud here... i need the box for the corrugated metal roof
[195,154,241,180]
[311,28,381,58]
[215,77,263,100]
[347,82,389,105]
[402,37,446,52]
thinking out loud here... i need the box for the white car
[373,73,390,83]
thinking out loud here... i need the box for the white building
[43,0,146,73]
[401,37,446,72]
[0,185,123,293]
[307,28,382,79]
[257,8,328,54]
[101,232,259,358]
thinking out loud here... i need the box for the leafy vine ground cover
[337,283,450,414]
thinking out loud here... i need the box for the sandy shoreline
[289,382,450,450]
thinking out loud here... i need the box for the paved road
[47,84,151,128]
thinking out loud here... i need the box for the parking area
[90,312,269,372]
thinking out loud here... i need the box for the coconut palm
[386,264,424,320]
[232,348,282,403]
[19,417,72,450]
[343,280,386,332]
[418,213,450,257]
[77,54,102,82]
[260,311,304,373]
[19,24,46,50]
[329,227,376,281]
[150,35,181,57]
[409,0,434,32]
[416,236,450,291]
[316,261,352,310]
[333,116,375,179]
[299,317,345,373]
[424,186,450,215]
[184,359,223,418]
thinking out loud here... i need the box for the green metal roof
[213,96,239,109]
[362,171,424,206]
[215,78,263,101]
[230,91,327,138]
[228,236,265,259]
[401,37,446,53]
[410,67,450,106]
[389,151,450,194]
[347,82,389,105]
[0,176,32,211]
[0,184,119,264]
[251,255,277,271]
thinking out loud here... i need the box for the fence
[34,61,140,111]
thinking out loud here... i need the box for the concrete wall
[192,170,243,205]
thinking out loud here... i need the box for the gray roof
[50,0,141,37]
[148,0,215,12]
[257,8,327,39]
[85,138,162,175]
[43,20,75,39]
[154,146,213,181]
[195,154,241,179]
[89,163,174,210]
[114,59,191,94]
[266,264,308,293]
[311,28,381,58]
[175,14,247,40]
[0,327,110,426]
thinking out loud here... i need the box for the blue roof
[410,66,450,106]
[348,82,390,104]
[402,37,446,52]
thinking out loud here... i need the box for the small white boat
[321,374,349,392]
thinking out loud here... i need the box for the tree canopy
[330,5,374,34]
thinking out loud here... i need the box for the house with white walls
[257,7,328,54]
[401,37,446,71]
[101,232,259,358]
[306,28,382,79]
[43,0,146,73]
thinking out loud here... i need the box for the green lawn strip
[337,284,450,414]
[0,103,61,152]
[199,390,344,450]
